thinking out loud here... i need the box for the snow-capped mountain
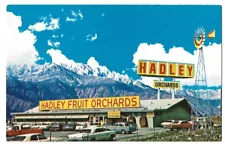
[60,62,132,84]
[6,63,221,118]
[7,62,147,89]
[176,89,221,100]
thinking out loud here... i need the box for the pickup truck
[103,122,137,134]
[6,125,43,137]
[68,127,116,141]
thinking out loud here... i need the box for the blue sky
[7,5,222,87]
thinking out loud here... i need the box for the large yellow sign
[39,96,140,111]
[137,60,194,78]
[153,80,181,90]
[108,111,121,118]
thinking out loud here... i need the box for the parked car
[38,124,50,131]
[30,124,50,131]
[88,122,101,128]
[8,133,60,142]
[161,120,177,128]
[169,120,193,131]
[68,127,116,141]
[6,125,13,130]
[6,125,43,137]
[103,122,137,134]
[62,123,76,131]
[49,123,63,131]
[75,123,87,131]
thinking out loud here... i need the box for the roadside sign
[108,111,121,118]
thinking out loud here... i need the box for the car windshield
[51,124,59,127]
[127,122,136,126]
[166,120,173,122]
[38,134,47,140]
[11,136,26,141]
[80,129,91,133]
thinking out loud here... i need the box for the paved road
[44,128,167,141]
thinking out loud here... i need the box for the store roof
[140,98,185,110]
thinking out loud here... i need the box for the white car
[75,123,85,130]
[68,127,116,141]
[8,133,60,142]
[30,124,50,130]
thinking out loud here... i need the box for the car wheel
[121,130,126,134]
[109,135,115,141]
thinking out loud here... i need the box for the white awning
[15,115,89,120]
[67,115,89,119]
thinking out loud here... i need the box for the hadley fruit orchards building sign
[39,96,140,111]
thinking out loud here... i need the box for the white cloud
[28,17,60,32]
[47,40,60,47]
[47,18,59,30]
[133,43,221,87]
[61,34,64,37]
[78,10,83,20]
[66,17,76,22]
[54,42,60,47]
[122,70,125,74]
[47,40,53,46]
[6,12,40,65]
[28,22,46,32]
[87,57,100,68]
[71,11,77,17]
[101,13,105,16]
[66,10,83,22]
[46,49,76,66]
[52,35,57,38]
[86,34,98,41]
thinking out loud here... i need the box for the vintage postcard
[6,5,222,142]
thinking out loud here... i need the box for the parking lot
[44,127,167,141]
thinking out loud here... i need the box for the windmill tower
[193,28,215,117]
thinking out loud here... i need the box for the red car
[169,120,193,131]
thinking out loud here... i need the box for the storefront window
[90,117,93,123]
[95,117,99,123]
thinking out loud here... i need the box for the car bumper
[68,137,84,141]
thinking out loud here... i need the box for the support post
[172,78,175,99]
[157,78,161,100]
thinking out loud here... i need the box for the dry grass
[139,127,222,141]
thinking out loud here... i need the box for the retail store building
[11,97,192,128]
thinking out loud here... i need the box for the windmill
[193,27,215,133]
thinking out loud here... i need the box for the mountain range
[6,62,221,118]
